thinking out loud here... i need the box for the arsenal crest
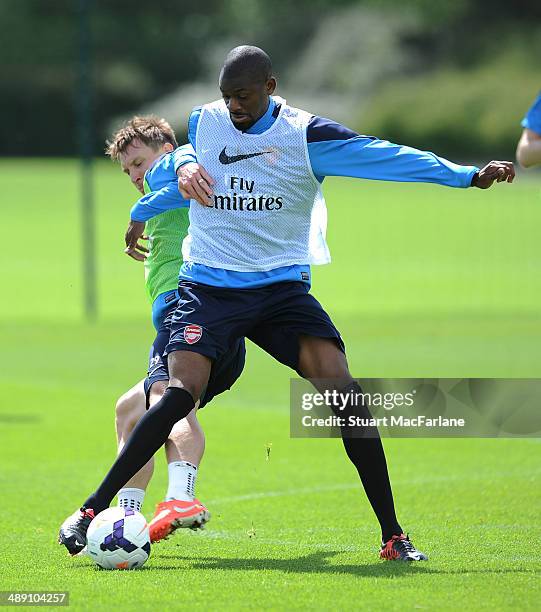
[183,324,202,344]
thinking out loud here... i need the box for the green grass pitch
[1,159,540,609]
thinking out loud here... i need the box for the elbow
[516,147,531,169]
[518,157,533,169]
[516,137,541,169]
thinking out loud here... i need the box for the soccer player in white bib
[62,46,515,562]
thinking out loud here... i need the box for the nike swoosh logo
[149,509,170,524]
[219,147,272,165]
[173,504,202,514]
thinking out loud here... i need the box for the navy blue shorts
[145,303,246,409]
[166,281,345,373]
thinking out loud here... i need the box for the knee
[333,381,374,424]
[115,392,144,434]
[148,380,168,408]
[167,380,205,402]
[298,336,352,382]
[167,352,211,401]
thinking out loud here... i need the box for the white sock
[166,461,197,501]
[117,488,145,512]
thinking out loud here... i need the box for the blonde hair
[105,115,178,161]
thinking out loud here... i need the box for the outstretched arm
[306,117,514,188]
[130,179,189,222]
[176,112,514,207]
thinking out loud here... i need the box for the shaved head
[221,45,272,84]
[219,45,276,131]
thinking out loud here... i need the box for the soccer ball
[86,507,151,570]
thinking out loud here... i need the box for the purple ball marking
[118,538,137,553]
[98,512,141,554]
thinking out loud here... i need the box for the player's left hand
[472,161,515,189]
[124,220,149,261]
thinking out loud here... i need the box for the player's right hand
[124,220,148,261]
[471,161,515,189]
[177,162,215,207]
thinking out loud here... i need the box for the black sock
[334,382,402,542]
[84,387,194,513]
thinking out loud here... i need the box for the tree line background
[2,0,540,159]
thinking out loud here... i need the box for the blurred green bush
[360,52,539,160]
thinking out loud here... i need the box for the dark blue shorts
[166,281,345,373]
[145,303,246,409]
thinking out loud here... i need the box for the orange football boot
[149,499,210,542]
